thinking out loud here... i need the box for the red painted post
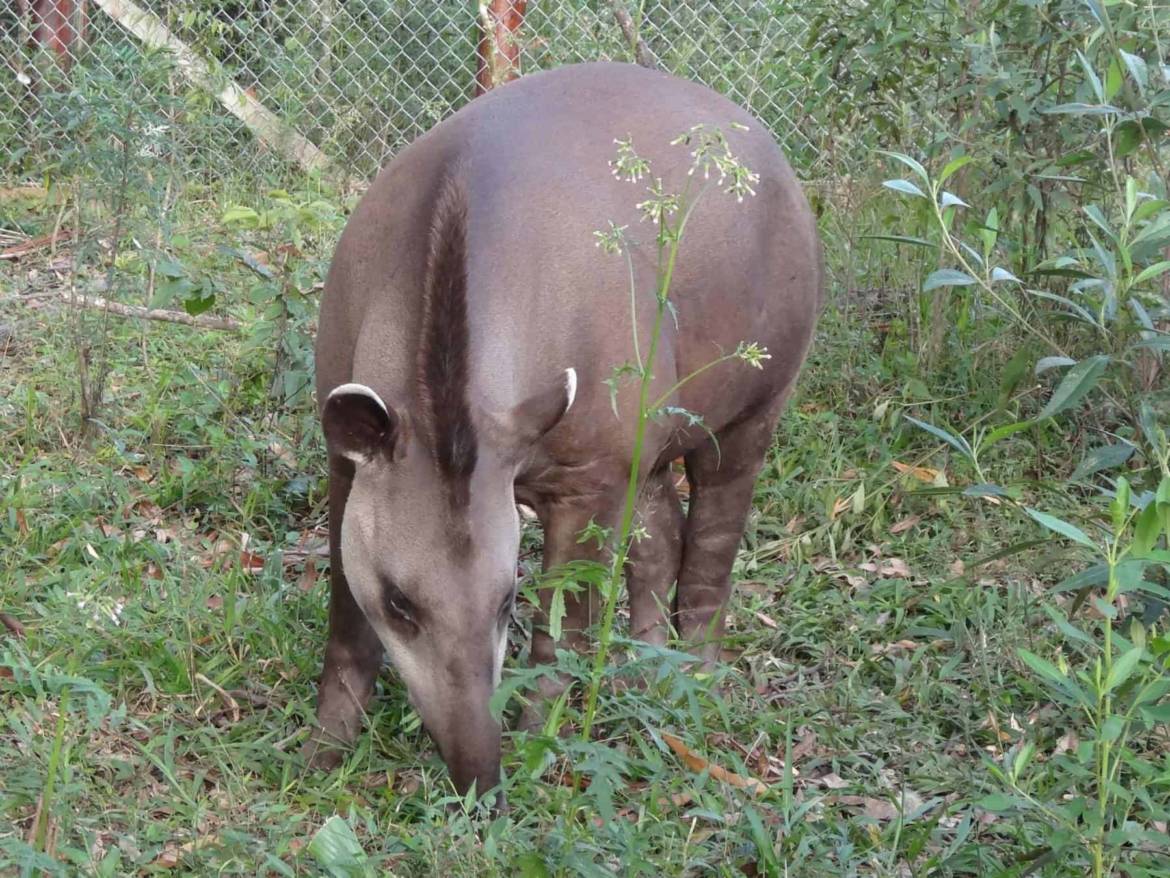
[474,0,527,96]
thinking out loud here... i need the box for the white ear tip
[564,367,578,412]
[328,382,389,416]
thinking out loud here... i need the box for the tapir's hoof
[298,730,349,771]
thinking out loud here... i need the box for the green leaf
[1134,260,1170,285]
[153,258,187,279]
[1044,102,1123,116]
[183,292,216,316]
[1112,475,1131,534]
[998,344,1033,408]
[1026,289,1098,326]
[307,816,370,878]
[877,149,930,183]
[938,155,972,184]
[902,414,974,461]
[983,421,1032,449]
[923,269,977,291]
[1100,715,1124,742]
[1070,442,1135,482]
[222,205,260,226]
[1116,120,1143,158]
[990,267,1020,283]
[1083,205,1115,241]
[1133,502,1162,557]
[1035,356,1076,375]
[860,234,935,248]
[976,793,1019,812]
[939,191,969,210]
[1077,49,1105,103]
[1105,646,1144,693]
[980,207,999,254]
[1104,57,1123,101]
[1024,508,1097,550]
[1018,648,1069,687]
[1036,355,1110,421]
[1139,702,1170,724]
[1120,50,1149,94]
[883,179,927,199]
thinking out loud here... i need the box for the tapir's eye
[380,578,418,627]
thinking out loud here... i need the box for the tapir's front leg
[302,456,384,769]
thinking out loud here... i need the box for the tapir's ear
[323,383,407,464]
[493,367,577,447]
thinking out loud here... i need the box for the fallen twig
[1,228,75,260]
[195,672,241,724]
[61,290,241,332]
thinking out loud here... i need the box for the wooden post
[475,0,527,96]
[21,0,87,71]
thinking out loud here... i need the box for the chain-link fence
[3,1,872,186]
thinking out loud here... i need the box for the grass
[1,176,1166,877]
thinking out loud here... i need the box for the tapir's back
[317,61,821,456]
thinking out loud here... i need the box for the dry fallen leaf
[889,515,921,535]
[892,460,941,483]
[298,555,319,592]
[819,772,849,790]
[872,639,921,656]
[14,509,28,537]
[1054,730,1078,756]
[835,795,900,821]
[153,847,181,868]
[661,732,769,796]
[753,610,779,630]
[239,550,266,573]
[790,727,818,762]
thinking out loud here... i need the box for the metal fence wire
[3,1,876,184]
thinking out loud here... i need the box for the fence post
[474,0,527,96]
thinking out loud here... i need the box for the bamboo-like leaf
[902,415,974,461]
[1134,260,1170,285]
[860,234,935,248]
[877,149,930,183]
[1018,648,1069,686]
[1024,508,1098,549]
[938,155,973,184]
[923,269,977,291]
[939,191,969,210]
[1104,646,1144,693]
[1036,355,1110,421]
[883,179,927,199]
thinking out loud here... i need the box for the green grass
[1,182,1166,877]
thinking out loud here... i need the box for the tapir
[303,61,822,800]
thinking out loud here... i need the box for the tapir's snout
[434,704,501,800]
[411,639,505,808]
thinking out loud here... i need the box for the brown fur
[416,174,477,510]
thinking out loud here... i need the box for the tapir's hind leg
[626,467,686,648]
[675,399,785,663]
[301,457,385,769]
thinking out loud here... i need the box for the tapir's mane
[417,170,476,510]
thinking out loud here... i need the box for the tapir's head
[320,369,576,800]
